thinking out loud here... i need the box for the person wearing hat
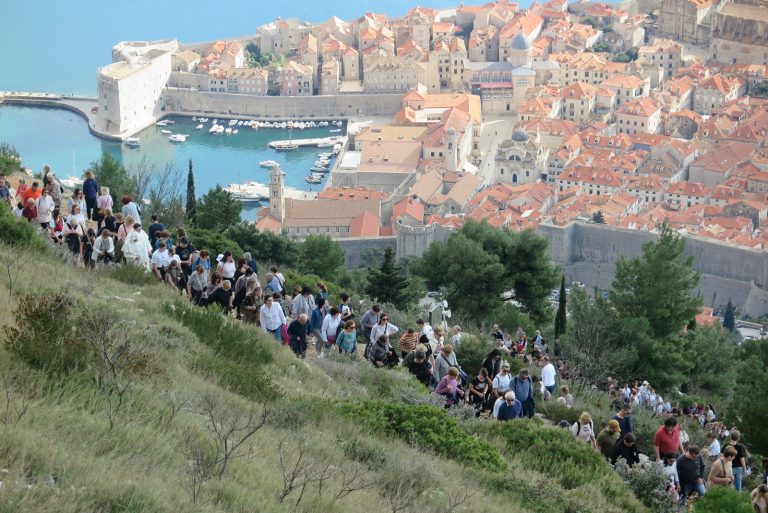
[403,344,433,387]
[597,420,622,459]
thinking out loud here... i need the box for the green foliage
[754,81,768,98]
[283,270,342,304]
[589,41,610,53]
[0,142,21,175]
[731,339,768,454]
[554,275,567,338]
[685,326,735,396]
[5,293,92,374]
[538,401,582,425]
[415,221,557,324]
[224,222,300,267]
[186,227,242,258]
[185,159,196,222]
[88,152,138,202]
[359,247,385,269]
[339,400,506,470]
[454,334,494,376]
[488,419,618,490]
[299,234,345,282]
[365,247,410,310]
[613,458,675,513]
[105,262,160,287]
[611,221,701,340]
[693,485,753,513]
[190,353,282,401]
[723,299,735,331]
[0,201,47,252]
[193,185,242,232]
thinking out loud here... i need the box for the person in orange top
[22,181,42,204]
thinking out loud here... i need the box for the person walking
[597,420,621,459]
[677,445,707,507]
[82,170,98,220]
[728,429,748,492]
[540,356,557,398]
[572,411,597,448]
[287,314,309,358]
[708,445,737,489]
[259,295,286,342]
[496,391,523,421]
[611,433,640,467]
[512,368,535,418]
[653,417,683,461]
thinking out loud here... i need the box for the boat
[192,117,197,122]
[224,181,269,202]
[169,134,188,142]
[124,137,141,147]
[161,129,172,134]
[275,143,299,151]
[305,175,322,184]
[225,127,233,135]
[316,141,334,148]
[260,160,279,168]
[213,119,219,124]
[228,119,238,126]
[237,120,244,126]
[318,152,333,158]
[329,129,342,133]
[314,160,330,167]
[209,125,218,133]
[310,166,329,173]
[233,129,239,134]
[215,125,225,134]
[195,124,204,130]
[165,120,175,125]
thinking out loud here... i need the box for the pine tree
[554,274,567,338]
[723,299,735,331]
[366,247,409,310]
[592,210,605,224]
[186,159,197,222]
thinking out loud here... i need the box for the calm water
[0,106,339,220]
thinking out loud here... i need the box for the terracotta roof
[617,97,661,117]
[691,141,756,174]
[349,211,381,237]
[601,74,646,89]
[317,187,390,201]
[562,81,598,100]
[393,196,425,224]
[666,181,709,197]
[283,198,381,229]
[499,11,543,39]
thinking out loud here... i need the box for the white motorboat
[195,124,204,130]
[124,137,141,147]
[213,119,219,124]
[317,141,334,148]
[314,160,330,167]
[156,120,168,126]
[305,175,322,184]
[229,119,238,126]
[165,120,175,125]
[237,120,244,126]
[275,143,299,151]
[233,129,239,134]
[318,152,333,158]
[215,125,225,134]
[310,166,329,173]
[161,129,172,134]
[192,117,197,121]
[224,181,269,202]
[329,129,342,133]
[209,125,218,133]
[225,127,233,135]
[169,134,188,142]
[260,160,279,168]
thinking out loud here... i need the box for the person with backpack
[728,429,748,491]
[434,344,460,382]
[270,266,285,296]
[310,298,329,357]
[336,320,357,354]
[320,306,342,356]
[572,411,597,448]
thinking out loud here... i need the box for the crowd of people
[3,169,766,511]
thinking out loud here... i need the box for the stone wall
[337,236,397,268]
[162,88,403,119]
[540,221,768,317]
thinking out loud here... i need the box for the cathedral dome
[511,33,531,51]
[511,127,530,142]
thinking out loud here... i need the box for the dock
[268,135,347,148]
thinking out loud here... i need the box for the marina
[268,135,346,149]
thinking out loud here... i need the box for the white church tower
[269,164,285,223]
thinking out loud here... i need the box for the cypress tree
[554,274,567,338]
[365,247,409,310]
[186,159,197,222]
[723,299,735,331]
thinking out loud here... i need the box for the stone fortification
[162,89,403,119]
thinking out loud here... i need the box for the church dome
[511,127,529,142]
[511,33,531,51]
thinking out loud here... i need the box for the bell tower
[269,164,285,223]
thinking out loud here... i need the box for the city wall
[337,236,397,268]
[162,89,403,119]
[539,222,768,317]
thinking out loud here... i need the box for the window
[512,173,518,183]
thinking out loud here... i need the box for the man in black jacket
[611,432,640,467]
[288,314,309,359]
[677,445,707,507]
[403,350,433,387]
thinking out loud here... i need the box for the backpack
[335,321,345,341]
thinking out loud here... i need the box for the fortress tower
[269,164,285,223]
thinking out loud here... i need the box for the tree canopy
[365,247,410,310]
[194,185,243,232]
[298,234,345,282]
[225,222,300,267]
[88,152,137,202]
[414,221,558,323]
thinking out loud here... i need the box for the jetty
[268,136,346,149]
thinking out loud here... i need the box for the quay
[267,136,347,149]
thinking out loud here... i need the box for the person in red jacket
[654,416,684,461]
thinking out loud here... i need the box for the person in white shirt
[122,223,152,270]
[91,229,115,263]
[541,356,557,398]
[492,362,513,399]
[369,314,398,344]
[706,432,721,459]
[259,295,286,342]
[320,307,343,355]
[417,318,433,338]
[36,189,55,229]
[11,202,23,217]
[151,242,172,281]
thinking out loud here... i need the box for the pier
[268,135,347,149]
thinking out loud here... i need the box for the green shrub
[283,270,342,304]
[614,458,676,513]
[186,227,243,258]
[191,353,282,401]
[0,201,47,252]
[339,400,506,471]
[455,334,494,375]
[167,301,273,367]
[538,401,582,425]
[106,263,160,287]
[693,486,753,513]
[5,292,92,374]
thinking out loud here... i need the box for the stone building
[494,128,549,184]
[711,0,768,64]
[658,0,720,44]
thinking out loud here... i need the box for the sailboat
[274,128,299,151]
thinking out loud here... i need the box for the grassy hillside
[0,230,650,512]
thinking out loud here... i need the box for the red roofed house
[693,74,745,115]
[688,141,756,187]
[392,196,425,231]
[616,97,662,135]
[666,181,709,208]
[349,211,382,237]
